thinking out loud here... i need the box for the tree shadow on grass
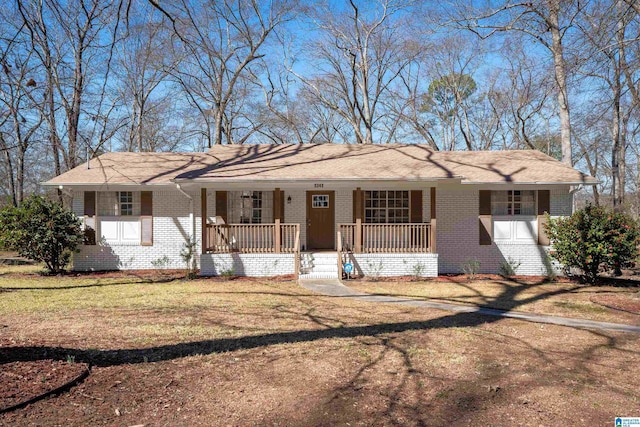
[0,311,507,367]
[0,276,182,292]
[2,303,639,369]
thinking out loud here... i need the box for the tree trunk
[548,1,572,166]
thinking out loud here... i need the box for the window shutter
[479,190,492,245]
[537,190,550,245]
[353,190,356,222]
[353,188,364,223]
[216,191,228,224]
[83,191,96,245]
[140,191,153,246]
[280,192,285,223]
[410,190,422,223]
[273,189,285,223]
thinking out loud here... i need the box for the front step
[299,251,339,279]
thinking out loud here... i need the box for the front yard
[1,268,640,425]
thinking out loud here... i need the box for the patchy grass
[349,278,640,324]
[1,269,639,426]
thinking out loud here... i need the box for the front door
[306,191,335,250]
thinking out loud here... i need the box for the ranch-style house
[43,143,596,279]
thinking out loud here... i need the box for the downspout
[569,184,584,213]
[175,184,195,245]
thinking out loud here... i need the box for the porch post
[355,187,363,253]
[274,188,282,253]
[430,187,436,253]
[201,188,207,254]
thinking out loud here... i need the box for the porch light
[287,195,292,204]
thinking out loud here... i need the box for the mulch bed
[0,360,89,412]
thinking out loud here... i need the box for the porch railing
[338,223,432,253]
[205,222,299,253]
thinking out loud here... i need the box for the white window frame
[492,190,538,243]
[97,192,142,244]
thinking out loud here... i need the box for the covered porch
[199,186,438,278]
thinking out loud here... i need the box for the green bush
[0,195,83,274]
[545,204,639,282]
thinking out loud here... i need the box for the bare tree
[17,0,123,174]
[113,7,186,152]
[576,0,639,210]
[292,0,420,144]
[0,9,45,206]
[453,0,582,165]
[150,0,296,147]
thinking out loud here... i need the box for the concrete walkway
[299,279,640,334]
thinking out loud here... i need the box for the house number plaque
[314,183,324,188]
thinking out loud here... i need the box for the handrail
[294,226,301,280]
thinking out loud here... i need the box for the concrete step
[299,272,340,279]
[300,252,339,277]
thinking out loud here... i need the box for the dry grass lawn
[349,277,640,326]
[1,268,640,426]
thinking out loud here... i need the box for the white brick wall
[436,185,565,276]
[201,253,295,276]
[284,188,307,248]
[349,253,438,277]
[551,186,572,216]
[73,185,569,277]
[73,190,202,271]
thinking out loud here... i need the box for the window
[312,195,329,208]
[492,190,535,216]
[364,190,409,223]
[96,192,142,243]
[119,192,134,216]
[98,192,141,216]
[229,191,273,224]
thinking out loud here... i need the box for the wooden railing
[338,223,432,253]
[294,227,301,279]
[206,222,300,253]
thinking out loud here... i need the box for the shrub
[0,195,83,274]
[545,204,640,282]
[461,258,481,280]
[499,257,521,277]
[180,238,198,279]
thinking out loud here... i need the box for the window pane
[119,192,134,216]
[364,189,409,224]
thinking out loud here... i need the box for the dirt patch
[0,358,89,412]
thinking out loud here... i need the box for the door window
[312,195,329,208]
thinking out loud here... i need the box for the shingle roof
[44,144,597,186]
